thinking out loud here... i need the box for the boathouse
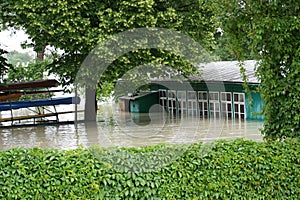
[119,60,264,120]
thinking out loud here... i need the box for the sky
[0,29,33,53]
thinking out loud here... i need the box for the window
[159,90,166,98]
[209,92,220,118]
[233,93,246,119]
[177,91,187,115]
[198,91,208,117]
[168,90,176,113]
[221,92,232,119]
[159,89,167,111]
[187,91,197,115]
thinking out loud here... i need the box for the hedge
[0,138,299,199]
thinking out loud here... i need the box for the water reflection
[0,103,263,150]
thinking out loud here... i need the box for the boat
[0,96,80,111]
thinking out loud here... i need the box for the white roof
[194,60,259,83]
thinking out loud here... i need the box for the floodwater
[0,103,264,150]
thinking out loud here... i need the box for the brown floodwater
[0,103,264,150]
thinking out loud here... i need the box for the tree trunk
[36,45,46,61]
[35,45,46,121]
[85,121,98,143]
[84,87,97,121]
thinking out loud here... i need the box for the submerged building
[119,60,264,120]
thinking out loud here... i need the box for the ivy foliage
[217,0,300,140]
[212,31,255,61]
[0,139,299,199]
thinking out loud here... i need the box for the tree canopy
[218,0,300,139]
[0,0,218,87]
[0,0,218,120]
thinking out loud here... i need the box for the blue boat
[0,97,80,111]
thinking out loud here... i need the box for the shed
[119,92,159,113]
[119,60,264,120]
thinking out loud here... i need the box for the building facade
[119,60,264,120]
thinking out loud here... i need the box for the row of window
[159,90,246,119]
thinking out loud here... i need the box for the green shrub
[0,139,299,199]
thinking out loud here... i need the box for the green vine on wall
[217,0,300,140]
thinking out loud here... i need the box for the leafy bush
[0,139,299,199]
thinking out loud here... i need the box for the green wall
[130,92,159,113]
[246,91,264,120]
